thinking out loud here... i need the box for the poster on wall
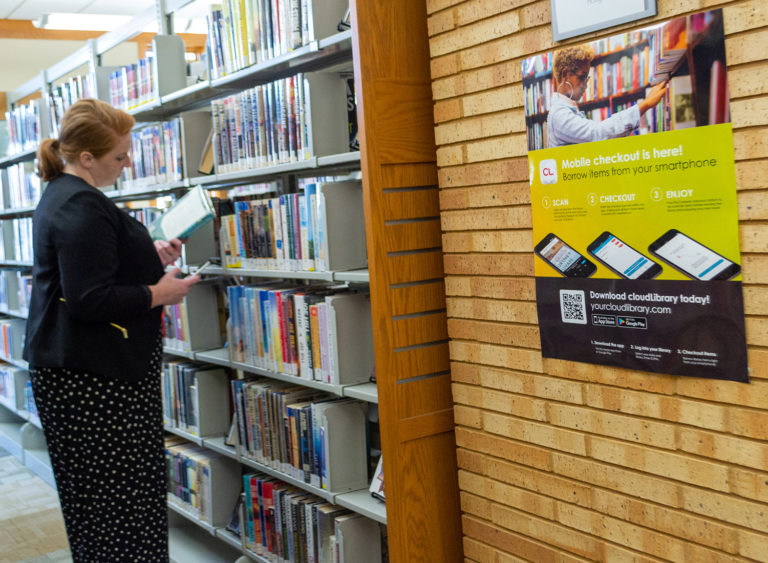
[524,9,748,382]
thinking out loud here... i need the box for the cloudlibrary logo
[539,159,558,184]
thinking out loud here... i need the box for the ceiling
[0,0,156,20]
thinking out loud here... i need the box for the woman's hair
[37,98,134,182]
[553,45,595,82]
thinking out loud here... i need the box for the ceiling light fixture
[32,13,135,32]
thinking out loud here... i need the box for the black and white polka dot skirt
[29,340,168,563]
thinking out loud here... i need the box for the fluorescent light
[34,13,135,32]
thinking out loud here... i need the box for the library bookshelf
[0,1,461,561]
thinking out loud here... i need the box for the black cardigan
[23,173,165,381]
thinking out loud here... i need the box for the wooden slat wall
[350,1,463,561]
[426,0,768,561]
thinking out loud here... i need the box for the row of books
[109,55,156,111]
[121,119,184,189]
[0,270,32,316]
[237,472,382,562]
[228,284,370,385]
[220,181,365,272]
[231,379,369,491]
[525,122,547,151]
[5,100,42,157]
[591,30,648,56]
[162,361,230,437]
[166,436,229,524]
[207,0,323,80]
[585,48,654,101]
[0,218,34,264]
[212,73,310,173]
[46,73,96,138]
[2,161,42,210]
[0,318,24,361]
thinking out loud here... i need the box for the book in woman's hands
[149,185,216,241]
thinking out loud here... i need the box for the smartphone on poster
[587,231,662,280]
[648,229,741,280]
[534,233,596,277]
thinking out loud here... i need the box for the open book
[149,185,216,241]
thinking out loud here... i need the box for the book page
[153,187,213,240]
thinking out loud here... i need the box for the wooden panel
[389,281,447,315]
[372,79,437,164]
[387,250,445,284]
[352,0,461,561]
[399,408,456,442]
[392,312,449,348]
[391,342,451,381]
[381,189,441,221]
[384,220,443,253]
[381,162,438,188]
[396,373,456,420]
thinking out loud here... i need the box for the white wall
[0,38,139,95]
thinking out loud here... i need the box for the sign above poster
[551,0,657,41]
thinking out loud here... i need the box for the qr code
[560,289,587,324]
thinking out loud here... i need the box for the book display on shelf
[123,119,183,190]
[0,218,33,264]
[2,162,43,210]
[218,180,366,273]
[206,0,349,80]
[162,360,231,437]
[4,99,46,158]
[165,436,242,526]
[46,73,96,138]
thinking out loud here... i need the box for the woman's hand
[639,82,668,115]
[155,238,183,267]
[149,268,200,307]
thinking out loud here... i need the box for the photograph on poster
[524,10,729,150]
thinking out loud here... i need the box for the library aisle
[0,446,70,562]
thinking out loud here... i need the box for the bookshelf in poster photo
[166,435,241,526]
[239,470,382,562]
[231,378,369,492]
[206,0,350,80]
[227,284,374,386]
[221,180,366,272]
[1,161,43,210]
[5,100,45,157]
[46,73,96,138]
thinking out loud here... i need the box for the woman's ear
[79,151,94,169]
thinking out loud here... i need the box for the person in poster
[548,45,668,147]
[524,9,748,382]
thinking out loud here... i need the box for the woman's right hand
[149,268,201,308]
[639,81,668,115]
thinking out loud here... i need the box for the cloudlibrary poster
[523,9,748,381]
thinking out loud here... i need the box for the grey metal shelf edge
[190,265,369,283]
[0,206,37,219]
[167,346,377,403]
[0,148,38,168]
[130,30,353,123]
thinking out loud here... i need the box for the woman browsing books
[23,98,200,562]
[547,45,667,148]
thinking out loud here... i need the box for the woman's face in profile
[565,61,591,102]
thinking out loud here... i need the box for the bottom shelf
[24,447,55,489]
[0,421,24,460]
[168,523,242,563]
